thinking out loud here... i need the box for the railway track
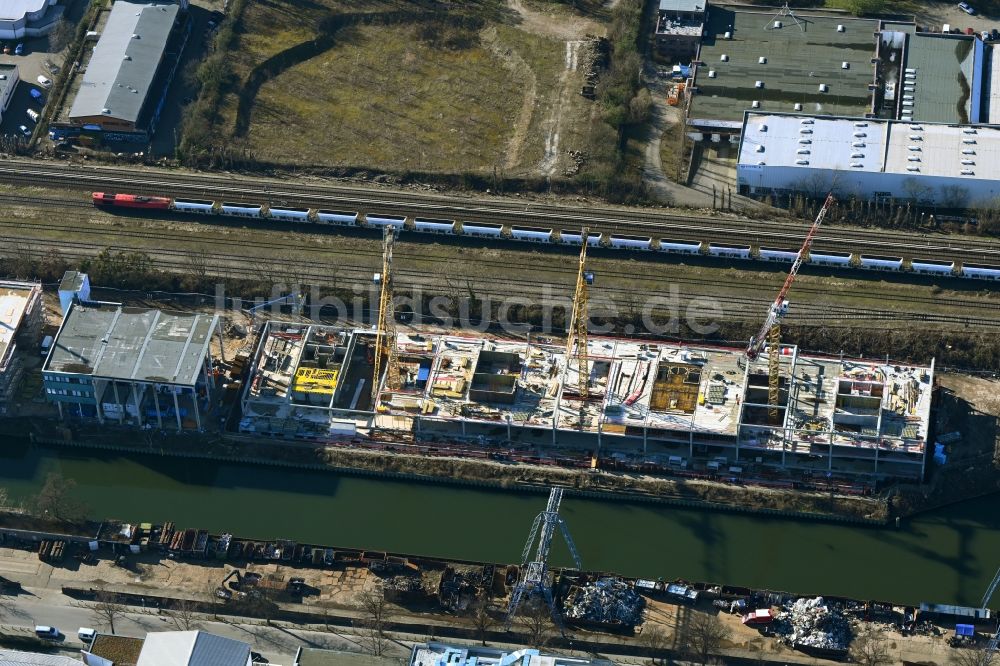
[4,160,1000,265]
[1,220,997,331]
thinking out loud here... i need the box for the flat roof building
[0,63,19,123]
[689,8,880,130]
[68,0,183,134]
[136,630,252,666]
[0,280,42,414]
[737,111,1000,205]
[43,301,220,429]
[656,0,706,60]
[242,321,934,483]
[0,0,62,40]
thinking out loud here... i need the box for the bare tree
[32,472,87,523]
[357,585,391,656]
[468,598,496,646]
[518,597,554,648]
[91,591,127,634]
[850,627,892,666]
[166,598,200,631]
[951,644,995,666]
[640,625,671,665]
[678,612,731,665]
[47,17,74,53]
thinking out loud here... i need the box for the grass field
[192,0,606,176]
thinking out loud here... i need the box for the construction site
[240,201,934,484]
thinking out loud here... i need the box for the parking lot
[0,37,61,140]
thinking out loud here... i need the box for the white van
[36,75,52,88]
[78,627,97,643]
[26,108,38,122]
[34,625,59,639]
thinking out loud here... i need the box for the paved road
[1,586,389,666]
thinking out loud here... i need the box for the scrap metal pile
[773,597,853,652]
[562,577,645,627]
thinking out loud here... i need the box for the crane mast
[565,229,591,401]
[745,193,834,423]
[371,226,400,407]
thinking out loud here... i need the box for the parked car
[18,125,31,137]
[36,75,52,88]
[34,625,60,639]
[14,43,23,55]
[959,2,976,14]
[78,627,97,643]
[26,108,38,122]
[29,88,43,102]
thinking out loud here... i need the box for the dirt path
[482,27,538,171]
[507,0,605,39]
[539,40,584,175]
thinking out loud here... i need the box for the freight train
[91,191,1000,280]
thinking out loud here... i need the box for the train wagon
[461,222,503,238]
[510,226,554,243]
[758,247,799,262]
[366,214,405,229]
[92,192,171,210]
[910,259,955,275]
[268,206,311,222]
[315,210,358,225]
[413,218,456,234]
[609,235,653,251]
[858,255,903,271]
[172,198,216,214]
[961,264,1000,280]
[809,251,852,267]
[708,244,751,259]
[659,239,702,255]
[220,202,263,218]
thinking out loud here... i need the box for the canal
[1,440,997,607]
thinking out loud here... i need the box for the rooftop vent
[842,61,850,69]
[759,123,768,131]
[853,132,866,137]
[851,142,865,147]
[798,139,812,144]
[961,169,974,175]
[757,161,766,165]
[961,159,975,165]
[905,67,916,74]
[903,86,915,92]
[908,145,921,151]
[101,108,110,114]
[819,83,828,92]
[963,139,976,144]
[708,70,717,78]
[721,54,729,61]
[755,80,764,88]
[132,33,140,39]
[907,156,920,161]
[837,24,845,31]
[851,152,865,158]
[850,162,864,168]
[794,103,802,110]
[902,94,914,100]
[752,100,760,108]
[0,75,5,80]
[724,31,732,39]
[962,149,976,154]
[854,122,867,127]
[902,101,914,107]
[908,134,922,140]
[906,166,920,171]
[799,128,813,134]
[755,145,765,152]
[774,20,783,28]
[797,149,810,154]
[900,116,912,121]
[759,56,767,64]
[123,55,131,61]
[800,118,814,124]
[910,125,922,130]
[963,128,977,134]
[795,159,809,165]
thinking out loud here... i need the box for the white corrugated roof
[659,0,705,13]
[0,0,48,21]
[739,112,1000,181]
[0,650,81,666]
[136,631,250,666]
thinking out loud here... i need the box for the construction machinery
[746,193,835,423]
[505,487,582,633]
[371,226,400,406]
[565,229,595,401]
[982,566,1000,664]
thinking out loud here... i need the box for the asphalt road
[0,586,393,666]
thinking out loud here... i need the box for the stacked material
[563,578,645,627]
[774,597,852,651]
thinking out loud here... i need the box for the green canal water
[1,440,997,607]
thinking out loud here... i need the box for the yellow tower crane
[746,193,835,423]
[565,229,594,402]
[371,226,400,407]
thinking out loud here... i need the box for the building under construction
[239,322,933,483]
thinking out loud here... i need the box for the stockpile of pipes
[774,597,852,651]
[563,577,645,627]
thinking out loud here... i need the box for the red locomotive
[92,192,172,210]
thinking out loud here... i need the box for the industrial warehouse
[240,322,933,483]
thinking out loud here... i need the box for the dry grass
[245,24,525,172]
